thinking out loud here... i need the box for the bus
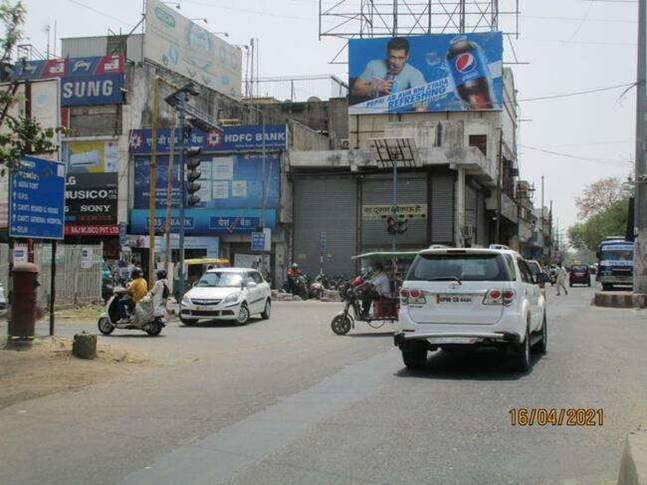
[596,237,634,291]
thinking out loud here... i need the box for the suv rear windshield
[406,253,513,282]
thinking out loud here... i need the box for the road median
[618,426,647,485]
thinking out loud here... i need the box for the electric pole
[634,0,647,294]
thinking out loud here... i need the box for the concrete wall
[289,120,330,151]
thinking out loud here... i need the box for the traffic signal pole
[178,91,188,301]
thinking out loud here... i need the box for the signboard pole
[49,240,56,336]
[148,77,160,285]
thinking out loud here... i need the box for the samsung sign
[61,73,124,106]
[14,55,125,107]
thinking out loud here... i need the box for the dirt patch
[55,305,104,320]
[0,336,149,410]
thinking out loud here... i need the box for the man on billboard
[350,37,427,111]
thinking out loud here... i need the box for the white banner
[144,0,242,97]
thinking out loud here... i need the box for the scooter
[97,288,166,336]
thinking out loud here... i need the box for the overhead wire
[520,145,633,167]
[518,82,635,102]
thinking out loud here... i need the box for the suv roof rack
[488,244,511,250]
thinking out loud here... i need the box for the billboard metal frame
[318,0,520,64]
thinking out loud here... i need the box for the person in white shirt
[361,262,392,318]
[555,265,568,296]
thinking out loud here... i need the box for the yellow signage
[362,204,427,220]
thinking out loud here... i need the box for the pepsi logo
[455,53,476,73]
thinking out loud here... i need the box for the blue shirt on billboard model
[358,60,426,97]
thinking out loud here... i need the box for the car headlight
[223,292,241,304]
[181,296,191,306]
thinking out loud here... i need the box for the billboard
[128,125,288,154]
[133,153,280,210]
[348,32,503,114]
[65,173,118,236]
[144,0,242,98]
[14,54,125,106]
[64,140,119,173]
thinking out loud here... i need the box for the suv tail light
[483,289,515,306]
[400,288,426,305]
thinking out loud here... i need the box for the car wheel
[98,317,114,335]
[180,317,198,326]
[512,326,531,372]
[236,303,250,325]
[533,315,547,355]
[402,342,428,370]
[261,299,271,320]
[331,313,352,335]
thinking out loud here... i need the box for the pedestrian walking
[556,264,568,296]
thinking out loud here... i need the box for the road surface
[1,286,646,484]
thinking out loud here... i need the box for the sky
[19,0,639,236]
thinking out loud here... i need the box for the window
[518,260,534,284]
[469,135,487,156]
[407,254,513,282]
[504,254,517,280]
[196,272,243,288]
[251,272,264,284]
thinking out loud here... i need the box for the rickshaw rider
[361,262,391,318]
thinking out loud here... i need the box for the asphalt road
[1,285,647,485]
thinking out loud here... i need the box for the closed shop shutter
[465,184,477,238]
[477,190,488,247]
[293,176,357,278]
[431,173,455,244]
[361,174,427,251]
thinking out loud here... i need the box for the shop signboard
[14,54,126,106]
[65,173,118,236]
[128,125,288,154]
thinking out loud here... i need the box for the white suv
[180,268,272,326]
[395,247,547,372]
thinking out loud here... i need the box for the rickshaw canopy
[182,258,230,267]
[351,251,420,262]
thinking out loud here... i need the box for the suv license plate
[428,337,478,344]
[436,294,473,304]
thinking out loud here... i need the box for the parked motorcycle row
[281,272,348,300]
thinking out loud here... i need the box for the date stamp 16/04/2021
[509,408,604,427]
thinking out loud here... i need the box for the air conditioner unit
[340,138,349,149]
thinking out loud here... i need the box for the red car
[569,265,591,287]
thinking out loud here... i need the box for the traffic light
[387,216,398,235]
[185,146,202,207]
[386,214,408,234]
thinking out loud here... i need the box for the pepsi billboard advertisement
[348,32,503,114]
[14,55,125,106]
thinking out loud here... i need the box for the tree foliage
[0,0,58,169]
[575,177,627,220]
[568,198,629,252]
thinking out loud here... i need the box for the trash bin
[9,262,39,338]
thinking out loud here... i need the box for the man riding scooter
[119,268,148,322]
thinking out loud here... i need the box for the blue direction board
[9,156,66,240]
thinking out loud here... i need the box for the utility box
[9,262,40,338]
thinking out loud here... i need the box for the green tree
[0,0,57,169]
[568,198,629,252]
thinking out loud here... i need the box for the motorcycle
[97,287,166,336]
